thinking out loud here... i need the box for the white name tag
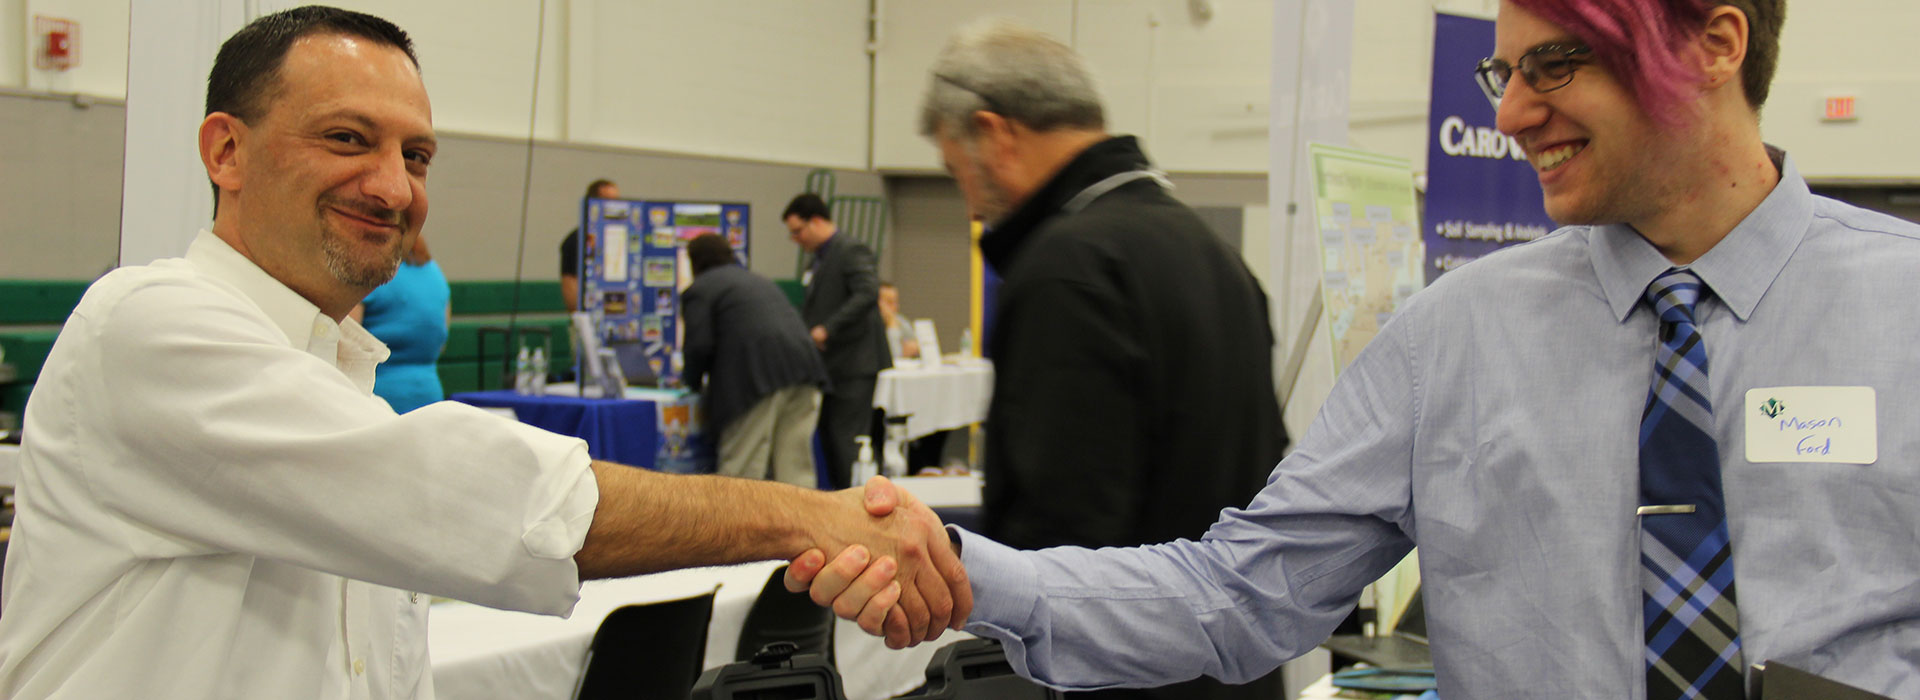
[1744,386,1876,464]
[801,269,814,287]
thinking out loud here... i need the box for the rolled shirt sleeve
[81,273,597,615]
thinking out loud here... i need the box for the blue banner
[1423,11,1556,282]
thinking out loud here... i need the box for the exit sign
[1823,96,1857,122]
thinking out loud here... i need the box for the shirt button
[353,659,365,676]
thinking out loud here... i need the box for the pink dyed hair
[1509,0,1784,127]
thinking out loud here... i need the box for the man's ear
[970,110,1016,157]
[1696,5,1749,94]
[199,112,246,194]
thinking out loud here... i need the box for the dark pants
[820,375,877,489]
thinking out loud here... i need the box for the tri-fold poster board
[576,198,749,387]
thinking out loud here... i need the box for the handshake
[784,476,972,649]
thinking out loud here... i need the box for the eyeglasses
[1474,44,1593,108]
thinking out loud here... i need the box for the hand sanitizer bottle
[852,436,879,485]
[528,347,548,396]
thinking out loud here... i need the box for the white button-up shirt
[0,231,599,700]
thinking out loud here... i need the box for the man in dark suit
[681,234,829,488]
[785,193,891,489]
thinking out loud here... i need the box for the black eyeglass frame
[1474,44,1593,108]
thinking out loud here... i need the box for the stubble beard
[317,196,408,290]
[972,160,1014,225]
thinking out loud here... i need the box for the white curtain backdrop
[119,0,297,268]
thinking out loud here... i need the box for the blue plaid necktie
[1639,268,1746,699]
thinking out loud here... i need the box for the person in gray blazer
[681,234,830,488]
[785,193,892,489]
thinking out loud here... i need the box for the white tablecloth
[873,361,993,441]
[893,473,983,508]
[428,560,968,700]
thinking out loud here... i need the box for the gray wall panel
[0,91,881,286]
[0,93,125,280]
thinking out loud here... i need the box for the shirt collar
[1590,147,1810,323]
[811,233,837,265]
[185,230,390,370]
[977,135,1148,273]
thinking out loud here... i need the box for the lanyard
[1060,168,1173,214]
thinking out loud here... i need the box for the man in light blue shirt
[792,0,1920,697]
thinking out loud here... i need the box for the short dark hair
[207,6,416,122]
[782,193,832,222]
[1725,0,1785,110]
[585,179,617,199]
[687,233,737,275]
[205,6,416,209]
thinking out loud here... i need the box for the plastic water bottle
[528,347,548,396]
[851,436,879,485]
[958,328,974,359]
[513,346,532,395]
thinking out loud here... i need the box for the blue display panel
[578,199,749,386]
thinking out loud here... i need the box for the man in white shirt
[0,7,964,699]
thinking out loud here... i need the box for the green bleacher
[0,281,88,429]
[0,279,580,424]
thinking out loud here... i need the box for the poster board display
[1307,143,1425,375]
[579,198,750,387]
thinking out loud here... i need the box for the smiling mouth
[332,206,403,231]
[1531,141,1586,172]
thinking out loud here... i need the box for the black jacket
[980,135,1289,552]
[801,234,892,382]
[681,264,829,434]
[980,137,1288,699]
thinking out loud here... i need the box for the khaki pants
[717,384,823,488]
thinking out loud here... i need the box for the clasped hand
[789,476,971,648]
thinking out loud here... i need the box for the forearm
[824,250,880,334]
[823,292,877,336]
[958,530,1338,689]
[575,461,829,578]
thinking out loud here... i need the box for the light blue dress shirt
[957,153,1920,699]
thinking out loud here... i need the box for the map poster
[1307,143,1425,374]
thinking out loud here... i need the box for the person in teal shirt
[354,236,450,413]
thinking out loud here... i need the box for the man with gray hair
[919,20,1289,699]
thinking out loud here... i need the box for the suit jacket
[800,234,891,381]
[681,264,829,434]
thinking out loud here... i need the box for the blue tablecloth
[450,389,711,473]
